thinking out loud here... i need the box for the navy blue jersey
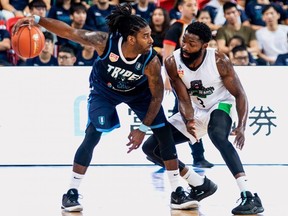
[86,33,165,132]
[9,0,29,11]
[89,33,157,93]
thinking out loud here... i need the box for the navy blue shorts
[87,82,167,132]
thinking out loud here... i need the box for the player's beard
[180,47,202,66]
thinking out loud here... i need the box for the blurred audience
[0,20,11,65]
[85,0,116,31]
[231,45,257,65]
[132,0,156,23]
[149,6,170,63]
[28,0,47,17]
[47,0,73,25]
[196,8,219,36]
[74,44,98,66]
[245,0,288,31]
[57,2,88,49]
[203,0,250,27]
[208,35,218,49]
[227,35,257,64]
[1,0,288,68]
[29,0,57,53]
[57,44,77,66]
[215,2,259,57]
[256,4,288,65]
[163,0,198,64]
[169,0,182,24]
[0,0,29,19]
[274,52,288,65]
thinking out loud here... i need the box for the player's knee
[142,135,158,157]
[160,145,177,161]
[208,109,232,148]
[208,126,227,146]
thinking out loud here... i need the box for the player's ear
[127,35,136,45]
[203,43,209,49]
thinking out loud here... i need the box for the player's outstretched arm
[12,16,108,56]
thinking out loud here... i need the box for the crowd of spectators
[0,0,288,67]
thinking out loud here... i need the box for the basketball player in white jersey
[142,22,264,215]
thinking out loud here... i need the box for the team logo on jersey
[109,52,119,62]
[188,80,214,98]
[98,116,105,125]
[135,62,143,70]
[177,65,184,78]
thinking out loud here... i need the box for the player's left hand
[230,126,245,150]
[126,129,146,153]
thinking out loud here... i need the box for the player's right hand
[186,119,199,142]
[12,16,35,35]
[126,129,145,153]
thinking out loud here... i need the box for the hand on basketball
[126,129,145,153]
[230,126,245,150]
[12,16,36,35]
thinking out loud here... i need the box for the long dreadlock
[106,3,148,41]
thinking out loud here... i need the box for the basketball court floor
[1,164,286,216]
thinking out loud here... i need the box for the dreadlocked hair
[106,3,148,41]
[186,22,212,43]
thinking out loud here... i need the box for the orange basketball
[12,25,45,58]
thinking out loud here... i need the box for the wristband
[139,123,149,133]
[33,15,40,24]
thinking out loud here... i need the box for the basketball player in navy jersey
[12,4,217,212]
[142,22,265,215]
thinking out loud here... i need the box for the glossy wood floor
[1,165,286,216]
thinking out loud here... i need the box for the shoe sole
[170,200,199,210]
[232,206,258,215]
[256,206,264,213]
[61,205,83,212]
[197,183,218,202]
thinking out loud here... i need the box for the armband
[33,15,40,24]
[139,123,149,133]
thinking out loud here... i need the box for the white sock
[236,176,250,193]
[166,170,180,192]
[69,171,84,190]
[183,167,204,187]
